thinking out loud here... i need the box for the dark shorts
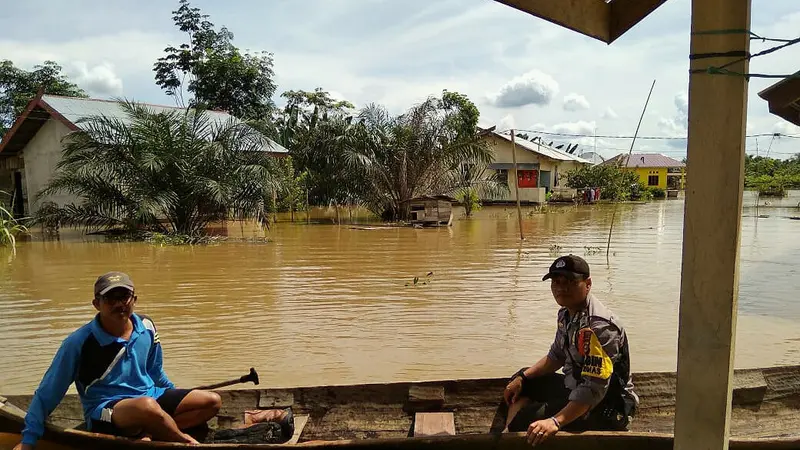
[507,373,631,433]
[89,389,192,437]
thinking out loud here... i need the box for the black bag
[590,373,637,431]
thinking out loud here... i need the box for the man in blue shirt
[14,272,222,449]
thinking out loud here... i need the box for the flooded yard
[1,199,799,394]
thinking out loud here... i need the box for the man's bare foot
[182,432,200,444]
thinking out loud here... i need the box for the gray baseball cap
[94,271,135,297]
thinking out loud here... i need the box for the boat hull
[2,365,799,449]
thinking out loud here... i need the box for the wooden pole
[674,1,751,449]
[510,130,524,240]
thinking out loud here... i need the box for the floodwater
[1,198,799,395]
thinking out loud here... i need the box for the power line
[502,128,800,141]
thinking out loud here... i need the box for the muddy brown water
[1,199,799,395]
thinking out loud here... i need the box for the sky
[1,0,799,160]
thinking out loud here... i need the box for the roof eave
[0,94,79,155]
[758,72,800,127]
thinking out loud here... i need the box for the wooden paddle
[192,367,259,390]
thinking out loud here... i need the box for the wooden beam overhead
[610,0,669,42]
[494,0,610,43]
[494,0,669,44]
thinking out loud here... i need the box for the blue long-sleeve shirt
[21,313,174,446]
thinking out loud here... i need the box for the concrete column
[674,1,751,450]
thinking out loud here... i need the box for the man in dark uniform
[14,272,222,449]
[504,255,638,447]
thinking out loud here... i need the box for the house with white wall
[0,94,289,217]
[478,128,593,204]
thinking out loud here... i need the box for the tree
[0,60,87,137]
[35,101,280,236]
[260,88,355,150]
[744,153,800,196]
[153,0,276,120]
[275,156,309,221]
[291,114,365,216]
[336,91,500,220]
[564,165,639,201]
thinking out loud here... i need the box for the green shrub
[564,165,639,201]
[648,187,666,199]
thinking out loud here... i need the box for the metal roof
[0,95,289,155]
[577,151,606,164]
[490,131,594,164]
[602,153,685,168]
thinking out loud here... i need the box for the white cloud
[488,70,559,108]
[67,61,123,96]
[499,114,516,131]
[563,93,590,112]
[529,123,547,131]
[773,121,800,136]
[658,92,689,148]
[0,31,167,76]
[674,92,688,121]
[601,107,618,120]
[552,120,596,136]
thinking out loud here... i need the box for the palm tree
[338,94,502,220]
[35,101,280,236]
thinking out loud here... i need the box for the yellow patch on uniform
[153,332,161,344]
[577,328,612,379]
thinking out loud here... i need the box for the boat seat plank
[407,386,445,411]
[732,370,767,405]
[413,412,455,437]
[288,414,309,444]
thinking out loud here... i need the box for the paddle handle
[194,378,240,390]
[192,368,259,390]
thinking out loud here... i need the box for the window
[648,175,659,186]
[496,169,508,187]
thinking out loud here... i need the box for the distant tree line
[745,154,800,197]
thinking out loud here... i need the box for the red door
[518,170,538,188]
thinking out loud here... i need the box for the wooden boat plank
[216,391,260,429]
[763,367,800,398]
[301,405,411,441]
[288,415,309,445]
[413,413,455,437]
[259,391,294,409]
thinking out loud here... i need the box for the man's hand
[503,376,523,405]
[13,442,34,450]
[526,418,559,447]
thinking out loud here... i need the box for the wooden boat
[2,365,800,449]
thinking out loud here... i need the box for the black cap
[542,255,590,281]
[94,271,135,297]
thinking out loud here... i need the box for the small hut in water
[406,195,454,227]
